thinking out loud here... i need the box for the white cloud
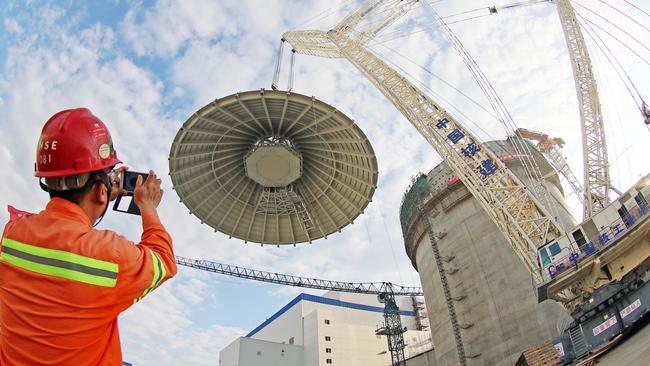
[3,17,22,34]
[121,0,238,58]
[120,272,246,365]
[170,37,271,105]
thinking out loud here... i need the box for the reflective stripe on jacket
[0,198,177,365]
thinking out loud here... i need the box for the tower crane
[514,128,584,206]
[280,0,650,363]
[175,256,423,366]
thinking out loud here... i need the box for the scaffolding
[399,174,430,231]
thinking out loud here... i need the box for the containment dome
[170,89,378,245]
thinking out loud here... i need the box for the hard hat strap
[92,170,114,228]
[39,179,49,192]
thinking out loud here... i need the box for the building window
[324,319,330,325]
[289,337,294,345]
[326,348,332,353]
[325,336,331,341]
[326,359,332,364]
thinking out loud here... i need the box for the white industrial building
[219,292,432,366]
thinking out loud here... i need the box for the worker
[0,108,177,365]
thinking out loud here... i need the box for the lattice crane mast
[176,256,422,295]
[514,128,584,206]
[176,256,421,366]
[283,0,565,294]
[555,0,612,218]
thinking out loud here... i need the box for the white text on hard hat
[39,140,58,150]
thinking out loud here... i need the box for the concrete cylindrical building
[401,138,575,366]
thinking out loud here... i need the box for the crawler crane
[279,0,650,363]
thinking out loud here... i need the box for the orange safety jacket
[0,198,177,365]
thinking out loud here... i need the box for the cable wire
[272,39,285,90]
[374,42,501,122]
[621,0,650,18]
[580,17,650,66]
[365,213,406,287]
[575,10,644,111]
[591,45,629,192]
[379,207,418,287]
[572,1,650,64]
[288,50,296,91]
[421,1,559,219]
[376,0,492,41]
[294,0,359,29]
[370,43,500,142]
[372,0,550,45]
[595,0,650,34]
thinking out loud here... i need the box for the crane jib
[175,256,424,296]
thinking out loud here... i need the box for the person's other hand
[133,170,164,213]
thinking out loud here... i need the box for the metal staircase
[569,325,589,358]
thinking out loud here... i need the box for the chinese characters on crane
[435,118,496,178]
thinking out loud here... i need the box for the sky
[1,0,649,364]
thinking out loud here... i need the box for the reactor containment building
[400,138,576,366]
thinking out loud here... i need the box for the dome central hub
[244,141,302,187]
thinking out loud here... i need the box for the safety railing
[548,202,649,279]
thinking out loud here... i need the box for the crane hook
[642,100,650,125]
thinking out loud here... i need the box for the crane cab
[538,174,650,282]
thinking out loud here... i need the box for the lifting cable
[590,42,632,187]
[372,14,492,45]
[288,50,296,92]
[271,39,285,90]
[372,42,499,142]
[373,0,550,45]
[271,39,297,92]
[573,1,650,64]
[371,3,482,44]
[595,0,650,34]
[580,17,650,66]
[622,0,650,18]
[421,1,558,217]
[294,0,358,29]
[575,10,648,123]
[346,0,434,41]
[576,9,645,105]
[363,214,407,287]
[379,206,417,287]
[372,42,500,123]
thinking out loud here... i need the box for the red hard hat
[35,108,121,178]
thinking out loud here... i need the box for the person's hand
[133,170,164,213]
[109,166,129,202]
